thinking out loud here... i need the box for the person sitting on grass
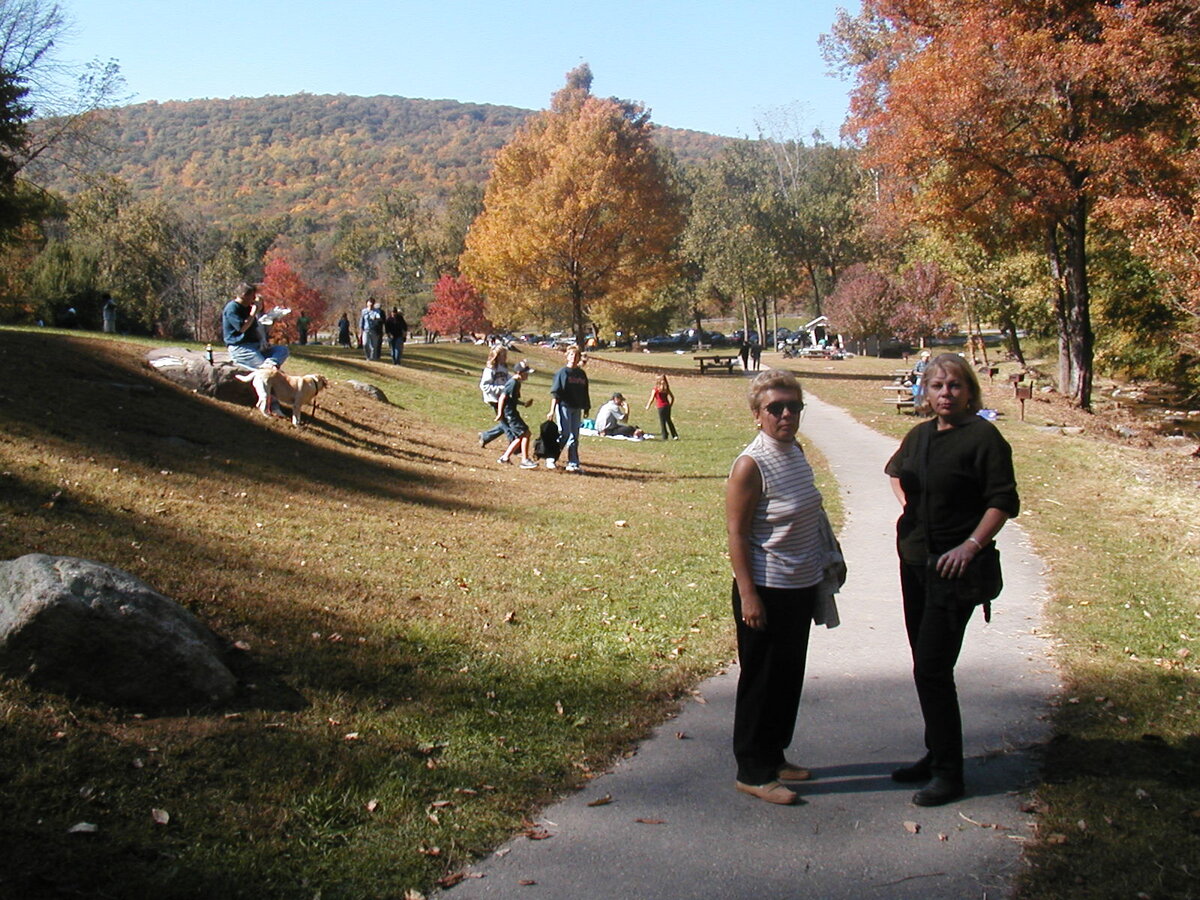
[496,361,538,469]
[595,392,645,438]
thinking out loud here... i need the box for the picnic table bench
[694,354,740,375]
[882,383,918,413]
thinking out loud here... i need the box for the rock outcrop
[0,554,237,711]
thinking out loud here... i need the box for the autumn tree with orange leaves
[826,0,1200,409]
[461,65,684,344]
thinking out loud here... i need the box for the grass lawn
[1,330,1196,898]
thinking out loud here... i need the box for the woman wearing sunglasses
[725,369,828,805]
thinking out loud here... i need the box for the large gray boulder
[0,554,238,711]
[145,346,256,404]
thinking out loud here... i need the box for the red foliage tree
[889,261,956,346]
[422,274,491,339]
[824,263,894,352]
[259,249,327,344]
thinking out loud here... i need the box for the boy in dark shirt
[496,361,538,469]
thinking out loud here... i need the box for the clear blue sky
[63,0,859,140]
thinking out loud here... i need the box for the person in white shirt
[594,393,643,438]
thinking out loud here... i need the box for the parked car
[645,334,684,350]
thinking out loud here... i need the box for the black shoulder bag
[918,421,1002,621]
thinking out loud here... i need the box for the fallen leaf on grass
[1044,833,1069,845]
[68,822,98,834]
[903,821,920,834]
[343,732,360,741]
[635,818,666,825]
[614,520,628,527]
[587,794,613,807]
[403,890,426,900]
[521,822,553,840]
[366,799,379,812]
[418,845,441,857]
[436,872,466,889]
[430,800,454,809]
[151,808,169,826]
[233,640,251,651]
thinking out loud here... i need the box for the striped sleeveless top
[736,431,825,589]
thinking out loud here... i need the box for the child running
[496,360,538,469]
[646,373,679,440]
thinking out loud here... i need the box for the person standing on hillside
[386,307,408,365]
[645,373,679,440]
[222,282,289,370]
[337,312,351,347]
[101,294,117,334]
[548,345,590,473]
[296,310,311,345]
[360,297,384,361]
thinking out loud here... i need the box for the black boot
[891,753,932,783]
[912,777,965,807]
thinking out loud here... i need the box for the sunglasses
[764,400,804,417]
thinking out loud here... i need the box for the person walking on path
[645,373,679,440]
[884,353,1020,807]
[359,297,384,360]
[548,345,590,474]
[725,369,827,805]
[385,307,408,364]
[336,312,351,348]
[296,310,311,345]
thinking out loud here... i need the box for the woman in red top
[645,373,679,441]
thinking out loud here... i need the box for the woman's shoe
[911,777,965,807]
[891,754,933,783]
[735,780,798,805]
[776,762,813,782]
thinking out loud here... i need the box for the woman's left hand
[936,541,978,579]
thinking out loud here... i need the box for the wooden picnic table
[694,354,741,375]
[882,383,918,413]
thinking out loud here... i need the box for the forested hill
[38,93,730,226]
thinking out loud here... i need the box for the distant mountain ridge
[38,93,730,227]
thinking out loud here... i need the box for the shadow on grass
[0,330,475,505]
[0,622,694,899]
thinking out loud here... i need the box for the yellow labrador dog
[236,361,328,426]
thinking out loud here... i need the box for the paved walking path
[447,391,1057,899]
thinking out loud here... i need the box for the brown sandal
[735,780,798,805]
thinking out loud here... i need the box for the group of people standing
[477,345,681,473]
[356,298,408,363]
[726,356,1018,808]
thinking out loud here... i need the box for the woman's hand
[936,541,978,578]
[740,591,767,630]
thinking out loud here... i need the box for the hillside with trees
[31,93,732,228]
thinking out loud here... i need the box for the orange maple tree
[461,65,684,343]
[828,0,1200,409]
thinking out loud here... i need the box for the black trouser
[731,581,815,785]
[657,405,677,439]
[900,561,976,783]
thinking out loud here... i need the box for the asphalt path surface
[446,389,1056,899]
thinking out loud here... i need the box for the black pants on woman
[732,581,816,785]
[656,405,677,439]
[900,561,976,784]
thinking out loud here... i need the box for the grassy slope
[0,331,836,899]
